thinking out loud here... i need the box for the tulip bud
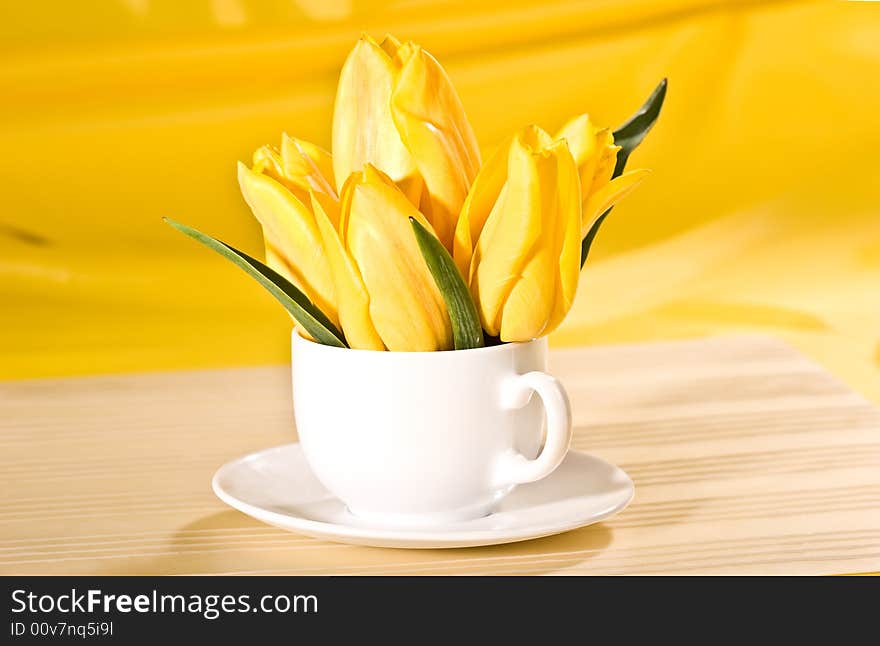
[462,126,582,342]
[556,114,650,236]
[391,42,482,249]
[332,35,480,250]
[340,164,453,351]
[332,35,419,196]
[238,138,340,327]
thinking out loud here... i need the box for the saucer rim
[212,443,634,549]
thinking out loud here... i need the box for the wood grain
[1,335,878,575]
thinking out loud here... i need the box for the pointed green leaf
[580,210,610,268]
[581,78,667,268]
[410,217,485,350]
[163,217,347,348]
[612,78,667,177]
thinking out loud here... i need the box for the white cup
[291,330,573,527]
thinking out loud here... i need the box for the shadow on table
[89,511,295,575]
[375,524,615,575]
[90,509,615,575]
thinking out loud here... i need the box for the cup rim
[292,326,544,357]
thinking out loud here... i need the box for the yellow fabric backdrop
[1,0,878,403]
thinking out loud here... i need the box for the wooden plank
[1,335,878,575]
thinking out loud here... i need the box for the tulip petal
[252,144,285,180]
[345,165,453,351]
[556,114,596,164]
[543,145,582,336]
[379,33,401,58]
[309,189,342,231]
[252,138,336,209]
[238,162,339,327]
[591,140,619,195]
[311,194,385,350]
[392,43,481,249]
[452,139,509,277]
[556,115,617,199]
[557,114,599,190]
[497,137,580,342]
[581,169,651,238]
[470,126,553,337]
[332,36,417,193]
[280,134,337,198]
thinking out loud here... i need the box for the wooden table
[2,335,879,575]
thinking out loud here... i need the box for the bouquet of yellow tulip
[166,35,665,352]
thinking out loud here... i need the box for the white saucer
[212,443,634,549]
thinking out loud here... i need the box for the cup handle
[492,371,573,487]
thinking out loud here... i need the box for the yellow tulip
[318,164,454,352]
[458,126,582,342]
[237,136,339,327]
[556,114,650,236]
[391,40,482,249]
[332,34,481,250]
[332,35,419,200]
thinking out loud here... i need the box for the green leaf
[581,78,667,268]
[409,217,485,350]
[580,209,610,269]
[612,78,667,177]
[163,217,347,348]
